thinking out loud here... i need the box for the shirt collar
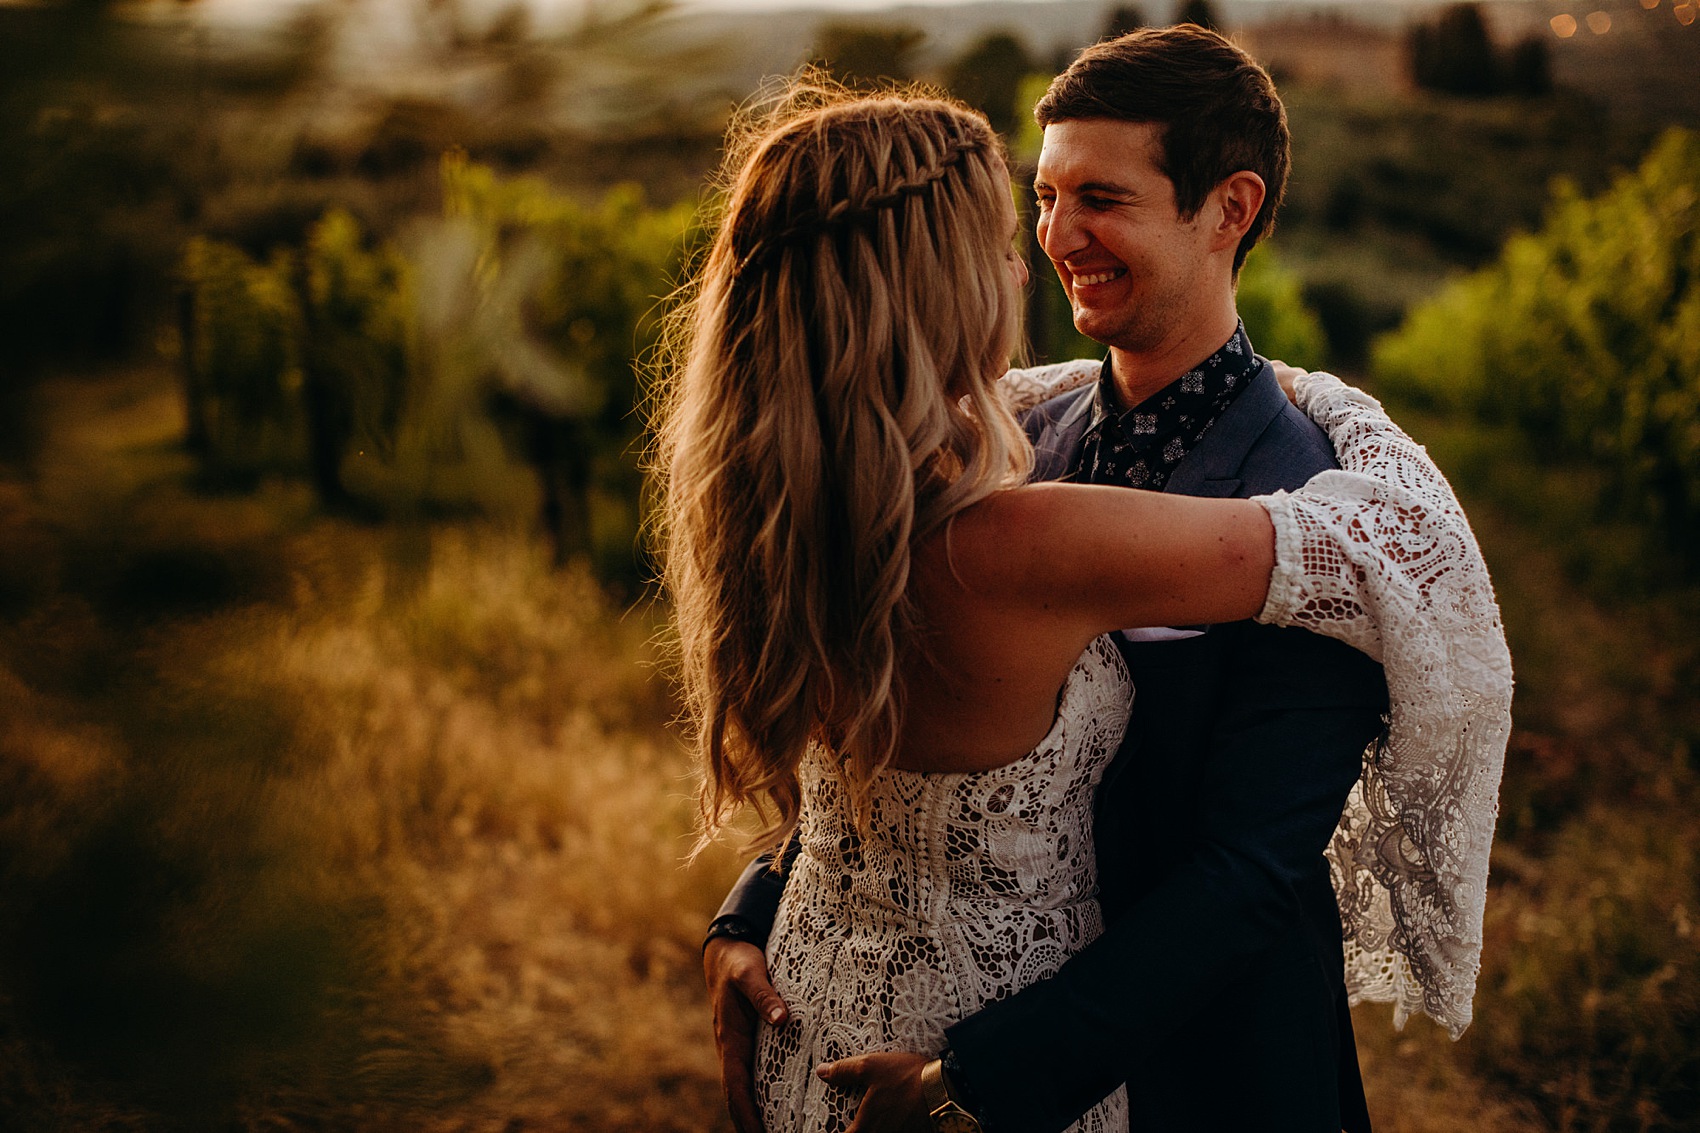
[1088,320,1259,429]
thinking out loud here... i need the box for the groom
[704,27,1389,1133]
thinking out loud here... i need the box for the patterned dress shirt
[1072,321,1262,490]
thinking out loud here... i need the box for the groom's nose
[1037,201,1089,268]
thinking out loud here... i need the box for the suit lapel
[1162,360,1284,501]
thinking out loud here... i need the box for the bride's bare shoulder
[917,485,1085,598]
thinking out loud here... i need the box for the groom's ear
[1208,171,1266,254]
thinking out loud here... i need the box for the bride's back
[656,80,1035,849]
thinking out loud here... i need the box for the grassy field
[0,366,741,1131]
[2,366,1694,1130]
[5,5,1698,1125]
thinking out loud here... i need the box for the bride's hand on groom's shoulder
[705,938,789,1133]
[1268,359,1307,405]
[816,1052,933,1133]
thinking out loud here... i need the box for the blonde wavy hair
[653,77,1032,855]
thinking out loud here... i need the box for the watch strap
[703,914,763,954]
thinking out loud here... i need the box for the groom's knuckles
[705,938,760,993]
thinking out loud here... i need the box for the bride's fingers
[1268,359,1306,404]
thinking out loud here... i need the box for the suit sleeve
[712,836,801,943]
[944,625,1388,1133]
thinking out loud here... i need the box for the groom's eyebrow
[1031,177,1139,199]
[1075,180,1138,197]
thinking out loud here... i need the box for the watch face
[933,1113,981,1133]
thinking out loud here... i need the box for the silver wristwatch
[920,1058,984,1133]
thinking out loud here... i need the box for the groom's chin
[1068,306,1119,347]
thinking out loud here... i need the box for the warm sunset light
[4,4,1700,1132]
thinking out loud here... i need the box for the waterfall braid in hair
[655,78,1031,855]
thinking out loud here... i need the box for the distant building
[1237,18,1412,95]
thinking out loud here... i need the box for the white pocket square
[1119,626,1207,643]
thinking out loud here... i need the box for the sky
[675,0,1044,7]
[189,0,1130,26]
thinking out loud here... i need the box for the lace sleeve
[1253,371,1513,1040]
[997,359,1100,414]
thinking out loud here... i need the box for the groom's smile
[1034,117,1225,374]
[1069,267,1127,287]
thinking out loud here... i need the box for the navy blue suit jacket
[717,362,1388,1133]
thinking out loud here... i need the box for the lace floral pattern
[1001,361,1511,1039]
[999,358,1099,414]
[755,636,1132,1133]
[1253,371,1512,1037]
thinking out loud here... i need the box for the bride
[654,82,1509,1132]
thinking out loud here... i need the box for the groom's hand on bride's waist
[817,1052,933,1133]
[705,937,789,1133]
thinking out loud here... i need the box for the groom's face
[1033,118,1220,355]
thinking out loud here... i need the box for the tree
[1101,4,1148,39]
[812,22,927,87]
[944,31,1035,136]
[1235,245,1328,370]
[1504,34,1553,97]
[0,0,324,465]
[1173,0,1221,32]
[1374,129,1700,555]
[1407,3,1500,97]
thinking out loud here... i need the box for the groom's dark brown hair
[1035,24,1290,270]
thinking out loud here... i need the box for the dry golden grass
[19,367,1688,1132]
[255,530,742,1131]
[1353,1007,1547,1133]
[0,368,742,1130]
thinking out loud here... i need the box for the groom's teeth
[1075,270,1121,286]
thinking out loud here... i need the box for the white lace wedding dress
[754,372,1513,1132]
[755,634,1134,1133]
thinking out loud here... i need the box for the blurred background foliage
[178,155,692,577]
[1,0,1697,1129]
[1376,130,1700,557]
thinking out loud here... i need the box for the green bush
[1237,243,1329,370]
[178,238,307,483]
[301,209,414,469]
[440,151,693,425]
[1374,128,1700,553]
[179,158,694,578]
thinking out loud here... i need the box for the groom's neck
[1106,304,1241,411]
